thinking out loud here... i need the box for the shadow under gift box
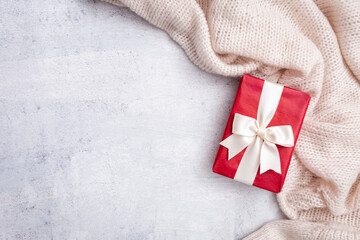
[213,74,311,193]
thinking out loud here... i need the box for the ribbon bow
[219,81,294,185]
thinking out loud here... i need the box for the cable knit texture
[103,0,360,239]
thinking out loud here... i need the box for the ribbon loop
[265,126,294,147]
[232,114,257,137]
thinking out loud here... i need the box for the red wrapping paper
[213,74,311,193]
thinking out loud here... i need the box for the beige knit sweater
[104,0,360,239]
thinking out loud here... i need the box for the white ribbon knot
[219,81,295,185]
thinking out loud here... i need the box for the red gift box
[213,74,310,193]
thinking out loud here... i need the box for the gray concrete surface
[0,0,284,239]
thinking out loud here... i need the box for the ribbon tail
[259,141,281,174]
[233,136,263,185]
[220,134,254,159]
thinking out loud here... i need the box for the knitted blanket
[104,0,360,238]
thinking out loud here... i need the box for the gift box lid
[213,74,311,193]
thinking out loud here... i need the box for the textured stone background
[0,0,284,239]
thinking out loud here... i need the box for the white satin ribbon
[220,81,294,185]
